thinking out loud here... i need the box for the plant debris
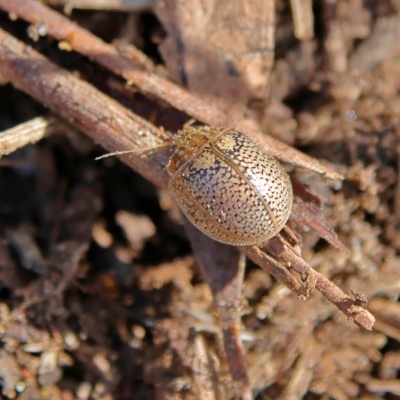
[0,0,398,399]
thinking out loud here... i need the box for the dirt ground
[0,1,399,399]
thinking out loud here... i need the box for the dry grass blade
[0,115,71,158]
[290,201,350,253]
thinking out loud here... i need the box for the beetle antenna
[95,142,170,161]
[95,149,138,160]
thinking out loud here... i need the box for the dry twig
[0,0,343,180]
[0,115,71,158]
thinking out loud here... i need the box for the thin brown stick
[240,245,302,293]
[263,236,376,330]
[185,222,252,399]
[0,0,343,180]
[0,28,169,189]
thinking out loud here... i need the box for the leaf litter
[0,0,399,398]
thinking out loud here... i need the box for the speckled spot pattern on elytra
[168,126,293,246]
